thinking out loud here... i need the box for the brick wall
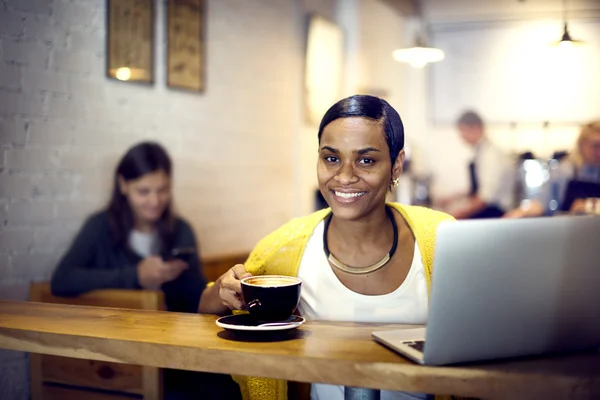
[0,0,408,398]
[0,0,301,291]
[0,0,298,397]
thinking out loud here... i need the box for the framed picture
[167,0,205,92]
[304,15,344,125]
[106,0,154,83]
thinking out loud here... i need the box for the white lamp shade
[392,47,445,68]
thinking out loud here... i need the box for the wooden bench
[29,282,165,400]
[202,252,249,283]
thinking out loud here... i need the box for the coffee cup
[241,275,302,322]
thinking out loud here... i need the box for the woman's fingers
[218,265,251,310]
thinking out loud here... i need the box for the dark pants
[164,369,242,400]
[469,204,505,219]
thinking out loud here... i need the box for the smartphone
[168,247,196,263]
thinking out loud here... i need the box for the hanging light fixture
[392,2,444,69]
[392,35,445,68]
[555,0,585,47]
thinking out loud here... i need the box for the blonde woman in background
[504,120,600,218]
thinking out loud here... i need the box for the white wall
[431,20,600,124]
[422,0,600,24]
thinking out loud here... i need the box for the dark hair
[107,141,174,252]
[317,95,405,165]
[457,110,484,127]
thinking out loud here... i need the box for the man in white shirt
[443,111,515,219]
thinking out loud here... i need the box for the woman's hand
[218,264,252,310]
[197,264,251,315]
[570,198,600,215]
[502,208,525,219]
[137,256,188,289]
[503,200,545,219]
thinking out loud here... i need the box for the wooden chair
[29,282,165,400]
[202,252,249,282]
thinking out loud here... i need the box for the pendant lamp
[392,4,444,69]
[392,35,445,68]
[555,0,584,47]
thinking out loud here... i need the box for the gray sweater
[50,211,206,313]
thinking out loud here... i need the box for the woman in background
[51,141,241,400]
[505,121,600,218]
[51,141,204,312]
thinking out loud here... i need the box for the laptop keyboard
[404,340,426,353]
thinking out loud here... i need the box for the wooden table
[0,300,599,400]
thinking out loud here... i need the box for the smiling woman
[199,95,456,400]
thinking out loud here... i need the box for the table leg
[344,386,380,400]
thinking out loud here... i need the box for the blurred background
[0,0,599,396]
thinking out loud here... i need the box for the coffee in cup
[241,275,302,322]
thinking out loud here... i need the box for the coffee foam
[243,276,300,287]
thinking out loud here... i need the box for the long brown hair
[107,142,175,252]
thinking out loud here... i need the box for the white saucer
[216,314,305,332]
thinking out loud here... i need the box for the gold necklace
[323,206,398,275]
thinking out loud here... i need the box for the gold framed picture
[167,0,205,92]
[106,0,154,83]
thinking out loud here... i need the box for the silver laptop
[372,216,600,365]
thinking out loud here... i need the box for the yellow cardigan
[234,203,455,400]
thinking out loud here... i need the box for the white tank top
[297,220,428,400]
[128,230,159,258]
